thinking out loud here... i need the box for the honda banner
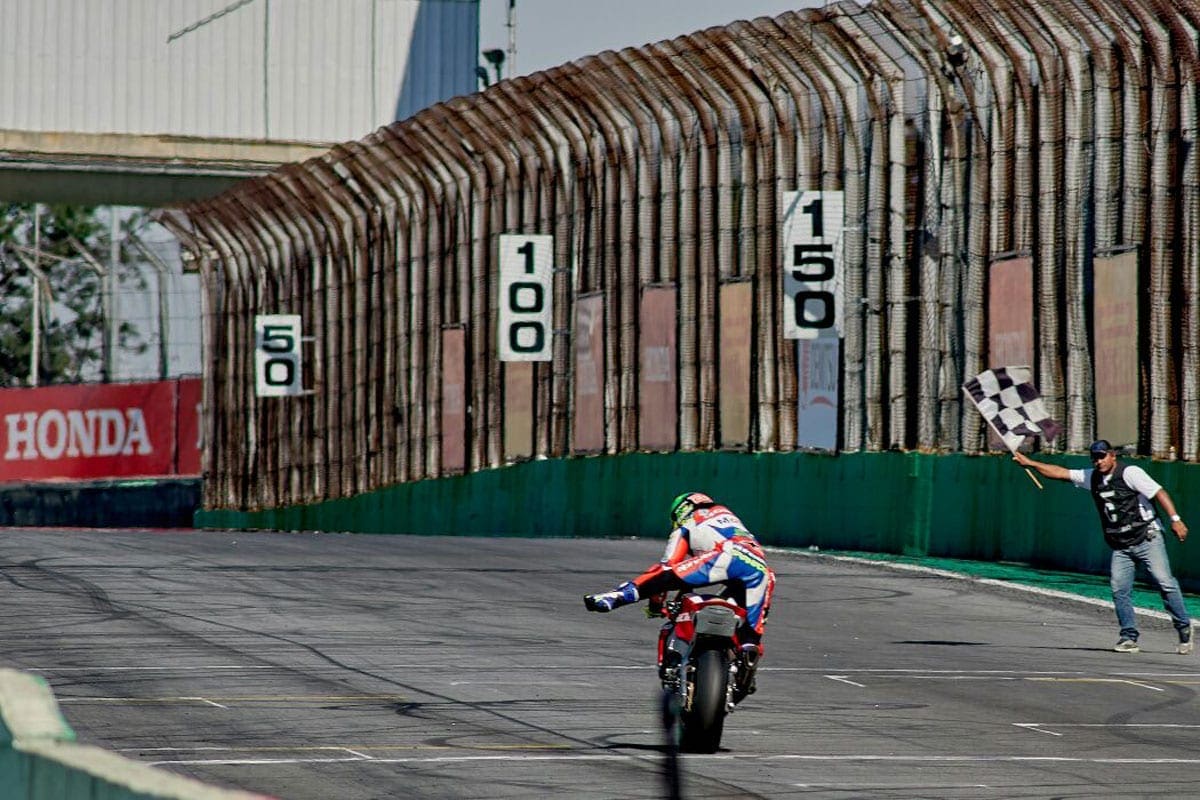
[0,379,202,483]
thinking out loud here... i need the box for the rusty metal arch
[163,2,1200,513]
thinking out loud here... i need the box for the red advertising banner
[0,379,202,483]
[503,362,534,461]
[573,294,605,453]
[719,281,752,448]
[987,258,1034,368]
[987,257,1034,451]
[1094,252,1139,447]
[638,286,677,451]
[440,328,467,474]
[176,377,203,476]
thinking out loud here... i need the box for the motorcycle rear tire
[680,647,728,754]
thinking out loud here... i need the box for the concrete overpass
[0,129,330,206]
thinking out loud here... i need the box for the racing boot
[732,642,761,704]
[584,581,639,612]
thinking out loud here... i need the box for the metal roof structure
[1,0,480,204]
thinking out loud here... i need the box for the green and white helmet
[669,492,715,527]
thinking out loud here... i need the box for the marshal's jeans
[1110,531,1191,641]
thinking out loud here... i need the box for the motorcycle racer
[584,491,776,700]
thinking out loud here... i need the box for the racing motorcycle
[654,590,753,754]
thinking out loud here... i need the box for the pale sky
[479,0,831,80]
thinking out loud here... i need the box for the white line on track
[28,664,1196,675]
[824,675,867,688]
[1026,677,1164,692]
[151,757,369,766]
[142,752,1200,767]
[123,745,573,755]
[448,680,598,687]
[1012,723,1063,737]
[903,675,1021,681]
[773,548,1193,631]
[124,747,371,752]
[184,696,228,709]
[794,784,991,789]
[821,671,1178,690]
[1017,723,1200,732]
[788,717,1200,739]
[23,664,654,673]
[26,665,288,672]
[57,694,407,705]
[781,667,1158,675]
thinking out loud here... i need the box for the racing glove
[583,581,639,612]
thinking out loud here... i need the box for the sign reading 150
[498,234,554,361]
[782,191,844,340]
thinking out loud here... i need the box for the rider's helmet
[669,492,715,528]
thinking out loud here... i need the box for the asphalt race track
[2,529,1200,799]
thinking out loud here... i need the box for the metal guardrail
[0,669,270,799]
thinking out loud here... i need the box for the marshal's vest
[1090,463,1155,549]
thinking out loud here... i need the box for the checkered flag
[962,366,1061,451]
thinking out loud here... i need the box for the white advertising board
[796,332,840,451]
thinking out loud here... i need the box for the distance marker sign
[781,191,845,340]
[254,314,303,397]
[498,234,554,361]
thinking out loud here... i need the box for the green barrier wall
[196,451,1200,588]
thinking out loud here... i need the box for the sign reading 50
[254,314,303,397]
[781,191,844,339]
[498,234,554,361]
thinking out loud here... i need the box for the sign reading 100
[781,190,844,340]
[498,234,554,361]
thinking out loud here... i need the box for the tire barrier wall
[195,451,1200,589]
[0,479,201,528]
[162,1,1200,516]
[0,670,270,800]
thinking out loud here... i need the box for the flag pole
[962,388,1043,490]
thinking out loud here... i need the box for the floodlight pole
[32,205,40,386]
[131,236,172,379]
[67,235,115,383]
[507,0,516,76]
[9,250,50,387]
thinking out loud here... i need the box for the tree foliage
[0,203,149,388]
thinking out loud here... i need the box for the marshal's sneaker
[1179,627,1194,655]
[1113,639,1140,653]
